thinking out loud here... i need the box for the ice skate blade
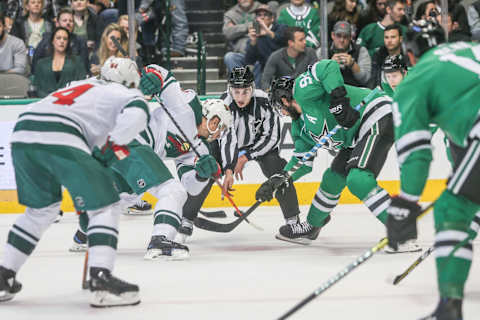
[90,290,140,307]
[275,233,313,245]
[123,208,153,216]
[69,243,87,252]
[384,244,422,254]
[144,249,190,261]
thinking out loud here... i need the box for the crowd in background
[0,0,478,97]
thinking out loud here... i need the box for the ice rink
[0,204,479,320]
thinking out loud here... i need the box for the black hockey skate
[89,267,140,307]
[177,218,193,243]
[144,235,190,260]
[418,298,463,320]
[69,229,87,252]
[126,200,153,215]
[276,216,331,245]
[0,266,22,302]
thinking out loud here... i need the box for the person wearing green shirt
[277,0,321,48]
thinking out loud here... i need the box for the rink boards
[0,100,450,213]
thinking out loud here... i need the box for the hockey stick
[82,250,89,290]
[199,209,227,218]
[393,246,435,285]
[151,94,263,231]
[193,88,381,233]
[277,202,434,320]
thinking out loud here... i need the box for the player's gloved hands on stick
[139,67,163,96]
[255,171,290,202]
[386,196,421,250]
[329,86,360,128]
[195,155,221,179]
[93,138,130,167]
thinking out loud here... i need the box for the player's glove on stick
[92,139,130,167]
[255,172,290,202]
[139,67,163,96]
[386,196,421,250]
[329,86,360,128]
[195,155,221,179]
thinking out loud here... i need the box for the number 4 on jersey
[52,84,94,105]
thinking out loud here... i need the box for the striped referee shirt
[220,89,281,171]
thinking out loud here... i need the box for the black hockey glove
[329,86,360,128]
[386,196,421,250]
[255,172,290,202]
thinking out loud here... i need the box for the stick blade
[199,210,227,218]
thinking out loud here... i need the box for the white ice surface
[0,204,479,320]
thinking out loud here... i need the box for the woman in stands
[89,23,127,75]
[328,0,360,35]
[32,26,86,97]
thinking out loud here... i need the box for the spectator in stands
[277,0,320,48]
[0,11,28,74]
[32,8,89,74]
[261,26,317,90]
[245,3,286,86]
[89,23,127,75]
[357,0,387,33]
[329,20,371,86]
[117,14,143,68]
[223,0,261,74]
[414,0,437,21]
[438,8,471,42]
[167,0,188,57]
[32,26,86,97]
[357,0,406,56]
[328,0,360,35]
[93,0,119,26]
[434,0,470,37]
[11,0,53,58]
[369,23,407,88]
[468,0,480,40]
[71,0,104,49]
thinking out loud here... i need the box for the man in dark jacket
[261,26,317,90]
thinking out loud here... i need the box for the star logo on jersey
[309,121,342,151]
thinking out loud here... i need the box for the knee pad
[21,201,62,238]
[320,168,346,195]
[150,179,188,206]
[346,168,377,200]
[434,190,480,232]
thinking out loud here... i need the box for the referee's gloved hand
[329,86,359,128]
[386,196,421,250]
[255,172,289,202]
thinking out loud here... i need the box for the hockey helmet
[202,99,233,140]
[228,66,254,88]
[404,19,445,62]
[382,54,408,73]
[101,57,140,88]
[268,76,300,120]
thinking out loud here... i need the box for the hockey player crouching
[379,54,408,97]
[0,57,147,307]
[259,67,419,252]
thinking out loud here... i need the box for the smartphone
[253,20,260,34]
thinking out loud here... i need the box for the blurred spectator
[245,3,286,86]
[167,0,188,57]
[468,0,480,40]
[223,0,261,74]
[357,0,386,32]
[357,0,406,56]
[32,7,89,74]
[439,8,471,42]
[32,27,86,97]
[117,14,143,68]
[71,0,104,49]
[89,22,127,75]
[434,0,470,37]
[277,0,320,48]
[414,0,437,21]
[94,0,119,26]
[328,0,360,35]
[369,23,407,88]
[329,20,371,86]
[261,26,317,90]
[11,0,53,56]
[0,11,28,74]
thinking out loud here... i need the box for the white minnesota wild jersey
[10,78,149,154]
[143,64,187,109]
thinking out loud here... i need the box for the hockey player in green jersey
[385,20,479,320]
[380,54,408,97]
[257,64,420,252]
[277,0,321,48]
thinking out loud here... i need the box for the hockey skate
[125,200,153,216]
[89,267,140,307]
[385,239,422,254]
[69,229,87,252]
[54,210,63,223]
[276,216,331,245]
[0,266,22,302]
[176,218,193,243]
[144,235,190,260]
[418,298,463,320]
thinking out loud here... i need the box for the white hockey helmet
[100,56,140,88]
[202,99,233,136]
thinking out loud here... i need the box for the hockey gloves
[329,86,360,128]
[195,155,221,179]
[386,196,421,250]
[139,67,163,96]
[255,171,290,202]
[93,139,130,167]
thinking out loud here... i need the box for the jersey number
[299,75,313,88]
[52,84,94,105]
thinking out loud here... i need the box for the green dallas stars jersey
[392,42,480,198]
[277,5,321,48]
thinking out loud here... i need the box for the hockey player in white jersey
[0,57,148,307]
